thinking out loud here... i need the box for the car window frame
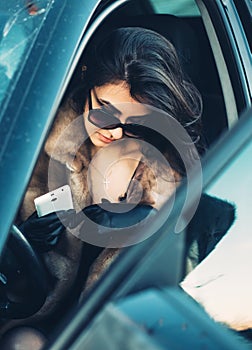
[216,0,251,108]
[198,0,251,120]
[233,0,252,52]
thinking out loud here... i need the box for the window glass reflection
[182,139,252,332]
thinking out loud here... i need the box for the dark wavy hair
[71,27,205,175]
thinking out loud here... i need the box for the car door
[0,0,101,250]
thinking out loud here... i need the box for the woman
[19,25,204,253]
[57,25,203,208]
[5,25,241,350]
[4,27,204,343]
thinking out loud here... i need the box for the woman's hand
[76,202,158,248]
[19,210,75,252]
[82,201,156,228]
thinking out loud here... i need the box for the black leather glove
[19,210,75,252]
[78,202,157,248]
[83,202,156,228]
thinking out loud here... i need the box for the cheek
[83,112,98,137]
[83,100,95,135]
[83,113,103,147]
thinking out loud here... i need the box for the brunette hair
[72,27,205,174]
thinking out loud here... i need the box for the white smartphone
[34,185,74,217]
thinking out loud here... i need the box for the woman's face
[84,81,149,148]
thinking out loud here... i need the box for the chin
[90,137,106,148]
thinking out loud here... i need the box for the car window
[182,129,252,331]
[0,0,53,114]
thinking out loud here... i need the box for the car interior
[1,0,250,347]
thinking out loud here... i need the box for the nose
[109,127,123,140]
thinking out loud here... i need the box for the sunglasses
[87,90,151,139]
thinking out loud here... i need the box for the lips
[97,132,113,143]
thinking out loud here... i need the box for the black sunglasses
[87,90,151,139]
